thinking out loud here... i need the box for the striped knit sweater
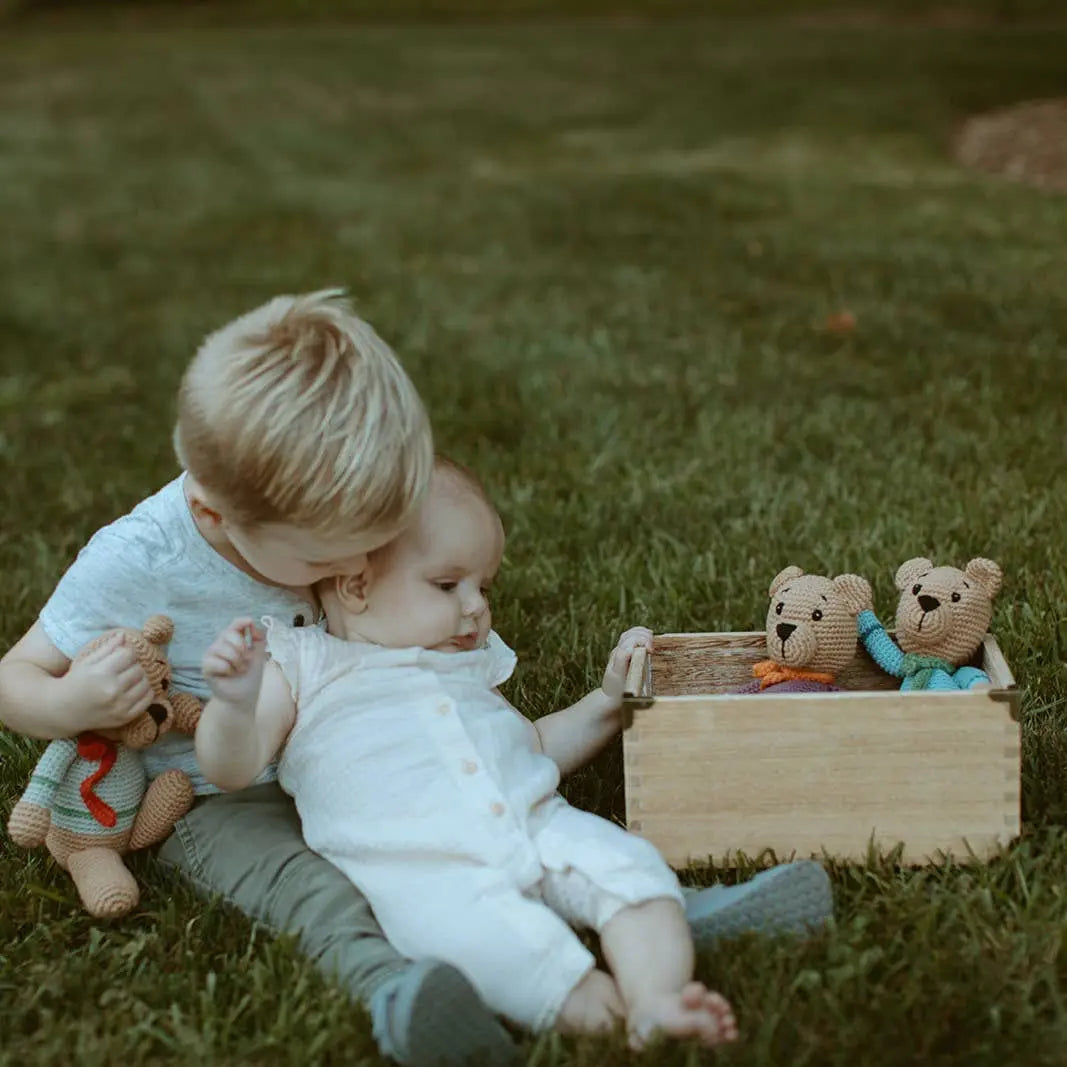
[20,735,147,837]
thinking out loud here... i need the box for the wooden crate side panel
[623,693,1020,866]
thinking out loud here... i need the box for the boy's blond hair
[174,289,432,540]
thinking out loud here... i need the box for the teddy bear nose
[776,622,797,641]
[918,594,940,612]
[147,703,167,726]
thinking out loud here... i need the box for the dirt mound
[956,99,1067,192]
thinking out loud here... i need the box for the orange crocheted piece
[77,732,119,828]
[752,660,836,690]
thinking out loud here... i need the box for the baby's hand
[59,632,155,732]
[601,626,654,702]
[203,618,266,711]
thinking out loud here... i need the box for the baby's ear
[832,574,873,616]
[965,557,1003,599]
[332,571,370,614]
[769,566,804,597]
[894,557,933,591]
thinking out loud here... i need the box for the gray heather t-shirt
[38,473,323,794]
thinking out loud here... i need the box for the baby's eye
[951,592,961,603]
[912,584,922,595]
[435,581,457,593]
[811,609,823,622]
[775,602,784,615]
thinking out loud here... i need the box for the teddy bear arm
[170,692,202,734]
[954,665,992,690]
[857,610,905,677]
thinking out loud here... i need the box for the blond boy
[0,291,520,1067]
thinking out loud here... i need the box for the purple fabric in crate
[735,679,841,694]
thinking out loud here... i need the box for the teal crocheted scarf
[901,653,955,690]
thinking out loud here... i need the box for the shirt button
[436,701,451,715]
[462,760,478,775]
[490,802,506,816]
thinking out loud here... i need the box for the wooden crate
[621,632,1020,866]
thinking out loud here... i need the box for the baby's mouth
[452,633,480,651]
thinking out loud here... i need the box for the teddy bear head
[893,557,1002,664]
[764,566,873,676]
[74,615,182,750]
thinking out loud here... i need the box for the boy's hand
[58,632,155,732]
[601,626,654,702]
[203,618,266,711]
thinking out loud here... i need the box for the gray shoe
[684,860,833,946]
[370,958,520,1067]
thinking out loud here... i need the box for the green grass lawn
[2,7,1067,1065]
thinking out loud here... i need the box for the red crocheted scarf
[77,732,119,828]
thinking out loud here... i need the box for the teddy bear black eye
[912,584,922,595]
[811,609,823,621]
[951,592,961,603]
[775,602,784,615]
[161,678,169,690]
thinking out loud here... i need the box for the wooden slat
[981,634,1017,689]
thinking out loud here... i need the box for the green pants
[157,781,409,1003]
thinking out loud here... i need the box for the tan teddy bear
[856,557,1003,691]
[7,615,200,918]
[737,566,873,693]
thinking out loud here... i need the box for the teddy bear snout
[918,594,940,613]
[776,622,797,641]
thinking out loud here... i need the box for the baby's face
[334,483,505,652]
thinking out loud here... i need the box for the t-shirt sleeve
[38,523,164,661]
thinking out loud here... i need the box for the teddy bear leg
[128,769,195,851]
[66,847,140,918]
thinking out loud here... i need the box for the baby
[197,457,737,1048]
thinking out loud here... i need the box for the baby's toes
[705,993,738,1042]
[680,981,709,1009]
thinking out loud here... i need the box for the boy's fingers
[116,662,148,691]
[100,644,139,673]
[124,674,153,703]
[81,633,124,663]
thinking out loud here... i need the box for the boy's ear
[334,568,371,614]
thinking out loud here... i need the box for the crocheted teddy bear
[737,566,873,693]
[6,615,200,918]
[856,557,1002,691]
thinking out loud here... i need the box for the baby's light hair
[432,454,495,510]
[174,289,432,541]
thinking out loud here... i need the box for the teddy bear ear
[894,557,933,591]
[965,557,1003,599]
[768,566,804,597]
[142,615,174,646]
[831,574,873,616]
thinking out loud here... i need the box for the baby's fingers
[203,647,243,678]
[619,626,654,651]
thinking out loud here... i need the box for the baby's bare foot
[628,981,738,1049]
[556,969,625,1035]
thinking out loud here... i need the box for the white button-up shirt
[266,623,562,883]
